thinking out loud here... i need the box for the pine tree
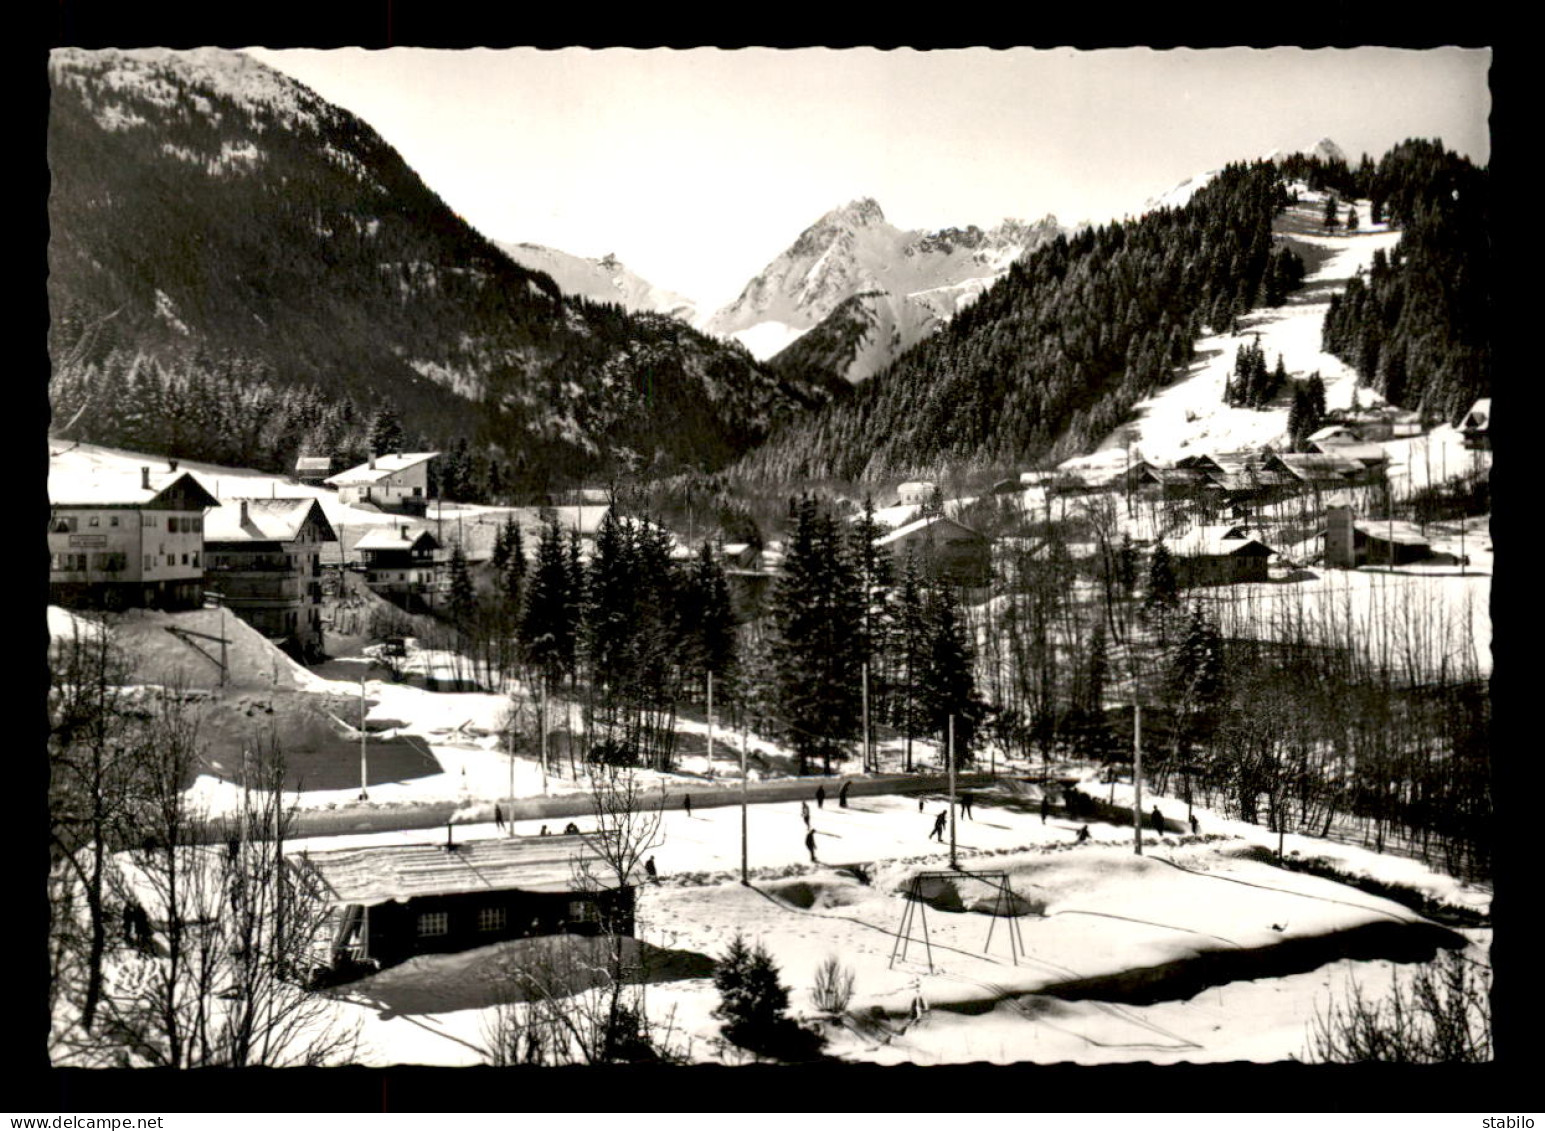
[368,406,405,457]
[770,496,863,775]
[1323,194,1341,229]
[893,546,929,772]
[447,544,475,633]
[919,585,978,764]
[1345,204,1359,231]
[521,519,577,694]
[1145,540,1180,627]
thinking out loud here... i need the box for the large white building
[325,452,439,515]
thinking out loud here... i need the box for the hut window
[568,900,599,922]
[417,911,448,937]
[478,907,507,932]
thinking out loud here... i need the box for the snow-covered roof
[547,504,613,537]
[294,456,334,472]
[49,462,220,509]
[1307,425,1359,443]
[1353,518,1431,547]
[204,497,334,545]
[299,835,627,906]
[354,525,441,552]
[1168,525,1276,558]
[325,452,440,486]
[1308,441,1387,466]
[875,513,987,547]
[1265,452,1365,481]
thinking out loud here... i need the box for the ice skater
[805,828,818,863]
[1040,795,1050,824]
[838,781,851,808]
[494,804,505,832]
[815,785,826,809]
[960,791,974,819]
[1075,824,1091,844]
[1189,813,1200,836]
[684,794,693,819]
[801,800,811,828]
[930,810,948,842]
[1150,805,1164,834]
[644,856,658,883]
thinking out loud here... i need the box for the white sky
[243,46,1491,312]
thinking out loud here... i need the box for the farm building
[299,833,636,972]
[325,452,440,516]
[1460,398,1491,451]
[1167,525,1275,587]
[1305,440,1390,469]
[49,461,220,612]
[896,480,937,506]
[1322,506,1434,568]
[203,498,337,660]
[293,455,335,485]
[876,513,992,588]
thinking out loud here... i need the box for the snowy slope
[1144,138,1350,213]
[705,199,1064,373]
[1060,188,1401,476]
[493,241,698,323]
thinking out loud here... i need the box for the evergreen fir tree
[368,406,405,456]
[919,586,978,764]
[447,544,475,633]
[1323,194,1341,229]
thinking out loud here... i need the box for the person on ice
[960,791,974,819]
[801,800,811,828]
[930,810,948,842]
[815,785,826,809]
[684,794,693,819]
[644,856,658,882]
[564,822,580,835]
[1075,824,1091,844]
[1040,795,1050,824]
[918,796,925,813]
[1189,813,1200,836]
[494,804,505,831]
[839,781,851,808]
[1150,806,1164,834]
[805,828,818,863]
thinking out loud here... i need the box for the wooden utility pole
[707,671,714,769]
[861,662,870,772]
[539,680,549,794]
[1133,700,1143,857]
[358,673,369,801]
[740,719,749,885]
[507,695,516,837]
[948,715,958,870]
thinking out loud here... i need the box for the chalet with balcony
[299,833,636,973]
[203,498,337,660]
[325,452,439,516]
[356,525,445,612]
[49,462,219,611]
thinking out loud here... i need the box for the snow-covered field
[299,781,1487,1067]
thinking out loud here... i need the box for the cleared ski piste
[288,780,1489,1067]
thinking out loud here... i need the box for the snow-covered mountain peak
[494,241,698,323]
[820,197,887,229]
[706,199,1066,375]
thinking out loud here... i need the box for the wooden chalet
[1167,525,1275,587]
[49,462,220,612]
[294,455,335,485]
[1460,398,1491,451]
[356,524,446,611]
[876,513,992,588]
[1305,440,1390,469]
[1260,451,1374,486]
[203,498,337,660]
[299,833,636,972]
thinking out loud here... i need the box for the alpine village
[44,48,1495,1072]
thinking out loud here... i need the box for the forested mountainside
[733,161,1306,484]
[1311,140,1491,424]
[46,48,837,494]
